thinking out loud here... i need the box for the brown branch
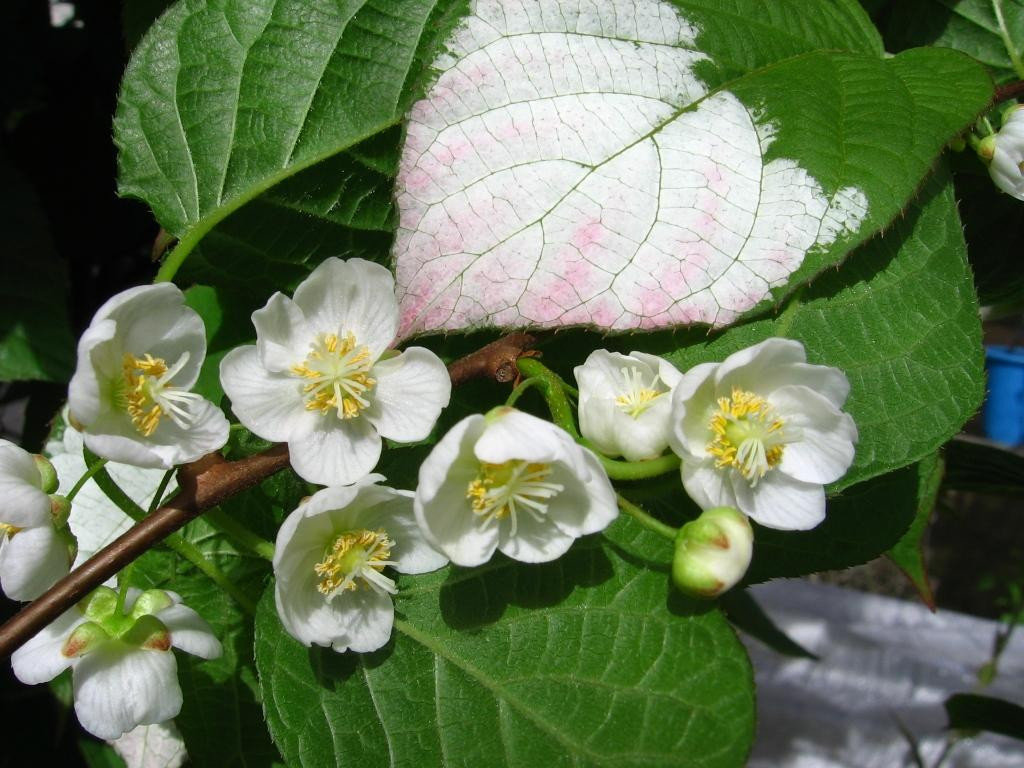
[0,333,541,660]
[447,332,538,385]
[996,80,1024,104]
[0,446,290,660]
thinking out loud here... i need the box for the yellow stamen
[614,366,665,418]
[706,387,786,484]
[291,333,376,419]
[0,522,23,539]
[120,354,169,436]
[314,528,396,597]
[466,460,563,536]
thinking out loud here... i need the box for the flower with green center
[68,284,229,469]
[669,338,857,530]
[220,258,451,486]
[574,350,682,461]
[0,440,73,601]
[11,585,220,740]
[414,408,619,567]
[273,479,446,653]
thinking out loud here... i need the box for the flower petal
[731,471,826,531]
[772,385,858,484]
[0,526,70,601]
[156,604,222,660]
[714,337,807,391]
[288,417,382,486]
[333,588,394,654]
[0,440,51,527]
[497,508,575,563]
[292,258,399,360]
[252,293,311,373]
[755,363,851,408]
[364,347,451,443]
[414,416,500,567]
[73,646,181,740]
[681,459,738,511]
[473,409,572,467]
[669,365,719,460]
[361,493,448,575]
[68,318,118,427]
[548,449,619,537]
[613,395,674,461]
[10,608,83,684]
[219,346,318,443]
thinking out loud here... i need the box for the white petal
[414,416,499,567]
[473,409,569,466]
[83,397,229,469]
[67,318,118,427]
[0,441,51,527]
[112,721,188,768]
[219,346,318,442]
[547,448,619,537]
[613,396,674,462]
[10,608,83,684]
[0,526,69,601]
[252,293,311,373]
[334,588,394,654]
[756,362,851,408]
[681,459,738,511]
[361,494,448,575]
[631,351,684,388]
[73,646,182,740]
[772,386,858,484]
[156,604,222,660]
[365,347,451,443]
[731,471,826,531]
[288,418,382,486]
[669,366,719,459]
[293,258,399,360]
[714,337,807,391]
[497,510,575,563]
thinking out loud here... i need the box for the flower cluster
[10,252,861,746]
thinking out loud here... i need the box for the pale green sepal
[34,455,58,494]
[61,621,110,658]
[130,589,174,619]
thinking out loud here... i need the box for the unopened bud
[62,621,110,658]
[672,506,753,598]
[33,455,58,494]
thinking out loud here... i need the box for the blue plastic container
[985,345,1024,444]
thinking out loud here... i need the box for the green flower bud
[33,455,59,494]
[672,506,753,599]
[61,621,111,658]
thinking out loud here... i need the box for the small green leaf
[256,537,755,767]
[945,693,1024,740]
[943,437,1024,494]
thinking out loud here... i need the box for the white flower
[67,284,229,469]
[574,350,682,461]
[273,478,447,653]
[0,440,72,600]
[11,586,221,740]
[984,105,1024,200]
[414,408,619,567]
[220,258,451,486]
[668,338,858,530]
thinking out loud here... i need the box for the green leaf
[78,740,127,768]
[943,436,1024,494]
[0,157,75,382]
[115,0,470,281]
[744,461,923,583]
[129,502,281,768]
[255,536,755,767]
[392,8,991,336]
[640,165,983,490]
[887,452,942,607]
[883,0,1024,81]
[945,693,1024,740]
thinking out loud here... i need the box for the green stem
[505,376,544,407]
[515,357,682,481]
[616,495,678,541]
[994,0,1024,80]
[115,563,132,614]
[65,459,108,502]
[148,470,175,514]
[204,509,276,561]
[83,451,257,614]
